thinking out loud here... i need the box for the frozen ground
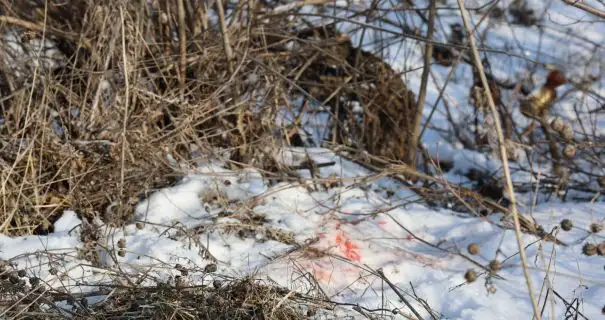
[2,0,605,319]
[2,149,605,319]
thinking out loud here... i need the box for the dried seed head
[159,12,169,24]
[9,274,20,284]
[464,269,477,283]
[561,123,574,140]
[489,260,502,273]
[560,219,573,231]
[80,297,89,308]
[135,222,144,230]
[204,263,217,273]
[118,249,126,257]
[49,267,58,275]
[117,238,126,249]
[29,277,40,287]
[597,242,605,256]
[467,243,481,255]
[550,118,564,132]
[563,144,576,159]
[590,223,603,233]
[17,269,26,278]
[583,243,598,256]
[213,280,222,288]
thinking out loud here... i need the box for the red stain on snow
[334,231,361,261]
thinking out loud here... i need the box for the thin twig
[177,0,187,100]
[375,268,424,320]
[457,1,542,319]
[411,0,436,166]
[118,7,130,204]
[215,0,234,74]
[561,0,605,19]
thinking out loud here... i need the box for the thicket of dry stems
[0,0,604,318]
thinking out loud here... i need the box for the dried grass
[0,0,418,236]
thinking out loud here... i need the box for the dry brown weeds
[0,0,419,237]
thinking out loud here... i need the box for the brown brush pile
[0,260,323,319]
[0,0,418,236]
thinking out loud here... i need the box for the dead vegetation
[1,0,605,318]
[0,258,324,319]
[0,0,421,237]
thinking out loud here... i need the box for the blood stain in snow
[335,231,361,261]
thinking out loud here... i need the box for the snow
[2,151,605,318]
[2,0,605,318]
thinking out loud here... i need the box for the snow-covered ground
[2,0,605,319]
[2,149,604,318]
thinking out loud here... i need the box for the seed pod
[561,123,574,140]
[560,219,573,231]
[489,260,501,273]
[583,243,597,256]
[464,269,477,283]
[118,238,126,249]
[17,269,26,278]
[550,118,564,132]
[136,222,144,230]
[29,277,40,287]
[590,223,603,233]
[213,280,222,288]
[467,243,480,255]
[159,12,169,24]
[204,263,217,273]
[563,144,576,158]
[118,249,126,257]
[49,267,58,275]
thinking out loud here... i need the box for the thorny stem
[456,1,542,319]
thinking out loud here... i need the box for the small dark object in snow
[560,219,573,231]
[590,223,603,233]
[118,249,126,257]
[602,304,605,315]
[17,269,26,277]
[223,179,231,186]
[49,267,58,275]
[385,189,395,198]
[213,280,222,288]
[136,222,144,230]
[29,277,40,287]
[597,242,605,256]
[467,243,480,255]
[118,238,126,248]
[204,263,217,273]
[464,269,477,283]
[489,260,501,273]
[9,274,20,284]
[583,243,597,256]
